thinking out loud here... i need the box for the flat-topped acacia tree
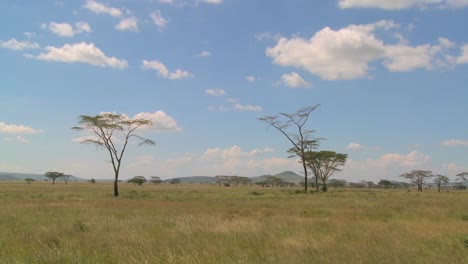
[258,105,320,192]
[73,113,155,197]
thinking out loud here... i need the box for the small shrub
[462,236,468,248]
[462,214,468,221]
[72,220,89,232]
[250,191,264,196]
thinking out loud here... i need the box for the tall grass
[0,182,467,263]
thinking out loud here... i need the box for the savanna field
[0,182,467,264]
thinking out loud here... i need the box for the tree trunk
[437,184,441,193]
[302,160,308,192]
[322,179,327,192]
[114,170,119,197]
[315,175,319,192]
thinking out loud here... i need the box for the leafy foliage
[44,171,64,185]
[400,170,433,192]
[72,112,155,197]
[258,105,320,191]
[128,176,147,186]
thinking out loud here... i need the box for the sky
[1,0,468,182]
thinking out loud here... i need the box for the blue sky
[1,0,467,182]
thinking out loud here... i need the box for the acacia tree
[258,105,320,191]
[150,176,163,185]
[72,113,155,197]
[304,151,347,192]
[45,171,64,185]
[456,172,468,181]
[62,174,71,184]
[400,170,433,192]
[433,174,449,192]
[128,176,147,186]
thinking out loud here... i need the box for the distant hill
[164,171,304,184]
[164,176,217,184]
[0,172,84,182]
[250,171,303,184]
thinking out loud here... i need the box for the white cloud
[201,145,276,160]
[441,139,468,147]
[245,76,256,82]
[338,0,468,9]
[35,42,128,69]
[83,0,123,17]
[281,72,312,88]
[266,20,456,80]
[48,22,74,37]
[345,150,431,181]
[346,143,364,150]
[116,17,138,32]
[205,89,225,96]
[169,69,193,80]
[47,22,92,37]
[255,32,282,41]
[196,50,212,57]
[133,111,181,133]
[234,104,263,112]
[150,10,168,31]
[199,0,224,4]
[456,44,468,64]
[0,122,41,135]
[0,39,40,50]
[142,60,193,80]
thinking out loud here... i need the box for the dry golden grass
[0,181,467,263]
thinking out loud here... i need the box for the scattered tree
[169,178,181,185]
[400,170,433,192]
[304,151,347,192]
[456,172,468,181]
[89,178,96,184]
[128,176,147,186]
[45,171,64,185]
[150,176,163,185]
[378,179,393,189]
[25,178,35,184]
[258,105,320,191]
[62,174,72,184]
[328,179,347,188]
[72,112,155,197]
[433,174,449,192]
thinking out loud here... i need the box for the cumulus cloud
[338,0,468,10]
[116,17,138,32]
[234,104,263,112]
[200,0,224,4]
[150,10,168,31]
[266,20,456,80]
[133,111,181,133]
[345,150,431,181]
[46,21,92,37]
[34,42,128,69]
[346,143,364,150]
[205,89,225,96]
[441,139,468,147]
[0,122,41,134]
[245,76,256,82]
[142,60,193,79]
[0,39,40,50]
[281,72,312,88]
[196,50,212,57]
[83,0,123,17]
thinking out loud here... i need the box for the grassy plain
[0,181,467,264]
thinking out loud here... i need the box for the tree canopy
[73,112,155,197]
[400,170,433,192]
[304,151,347,192]
[258,105,320,191]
